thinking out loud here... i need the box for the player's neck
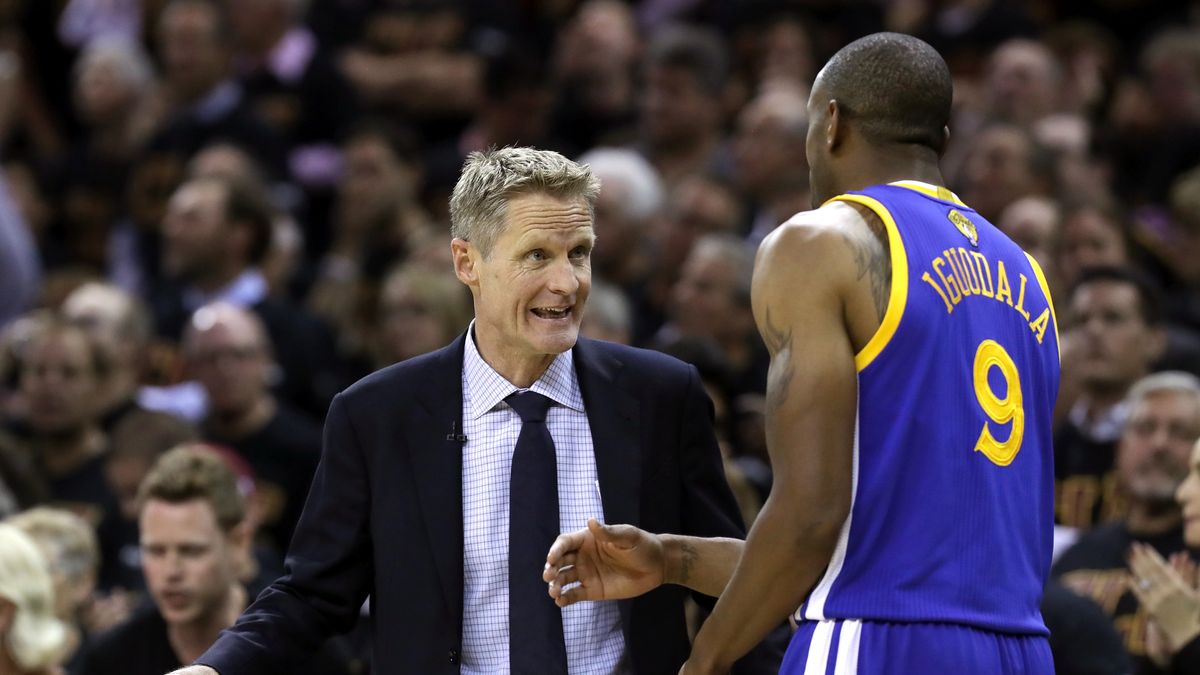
[840,150,946,195]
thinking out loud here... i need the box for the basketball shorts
[780,618,1054,674]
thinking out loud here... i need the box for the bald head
[184,302,271,355]
[816,32,952,153]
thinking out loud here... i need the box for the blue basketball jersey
[796,181,1060,636]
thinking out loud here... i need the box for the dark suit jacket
[198,335,782,674]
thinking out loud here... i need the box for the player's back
[796,182,1060,635]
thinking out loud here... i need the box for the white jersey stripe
[833,620,862,675]
[802,397,861,621]
[802,621,836,675]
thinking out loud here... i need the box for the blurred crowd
[0,0,1196,673]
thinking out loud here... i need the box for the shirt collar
[182,268,268,313]
[462,322,584,420]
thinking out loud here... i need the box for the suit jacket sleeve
[196,393,373,674]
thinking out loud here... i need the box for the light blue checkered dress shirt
[460,330,627,674]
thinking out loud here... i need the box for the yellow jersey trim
[829,194,910,372]
[889,180,968,207]
[1024,252,1060,359]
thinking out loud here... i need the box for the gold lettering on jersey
[994,261,1014,306]
[932,258,961,309]
[921,272,954,313]
[920,250,1051,340]
[969,251,995,298]
[957,248,982,295]
[1014,273,1031,321]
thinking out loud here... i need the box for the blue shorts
[780,619,1053,675]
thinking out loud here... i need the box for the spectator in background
[10,318,114,534]
[424,48,557,217]
[1111,28,1200,206]
[580,280,633,346]
[185,141,306,300]
[1131,435,1200,673]
[643,172,743,341]
[337,1,481,122]
[729,6,815,95]
[226,0,358,190]
[1056,267,1166,531]
[152,175,342,417]
[309,123,434,362]
[732,84,810,245]
[373,265,472,370]
[638,25,731,188]
[1154,167,1200,334]
[998,195,1060,287]
[658,234,766,398]
[1057,197,1131,292]
[7,507,100,673]
[576,147,663,295]
[76,445,350,675]
[56,37,159,274]
[103,407,197,592]
[1054,371,1200,675]
[0,523,67,675]
[957,121,1053,222]
[60,282,157,433]
[550,0,641,154]
[183,303,321,555]
[143,0,286,177]
[985,39,1063,128]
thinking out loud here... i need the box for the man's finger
[549,565,581,596]
[547,530,588,566]
[544,552,578,582]
[554,582,598,608]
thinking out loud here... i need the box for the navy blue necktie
[506,391,568,675]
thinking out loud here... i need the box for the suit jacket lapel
[574,338,642,529]
[406,334,467,628]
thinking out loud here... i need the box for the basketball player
[544,33,1059,673]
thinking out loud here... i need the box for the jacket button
[448,649,460,664]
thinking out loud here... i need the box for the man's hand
[166,667,218,675]
[543,518,665,607]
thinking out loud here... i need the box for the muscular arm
[685,211,861,673]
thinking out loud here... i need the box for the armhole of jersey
[1024,251,1060,362]
[829,194,909,372]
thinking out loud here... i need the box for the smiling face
[453,192,594,384]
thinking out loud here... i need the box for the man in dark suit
[170,147,780,674]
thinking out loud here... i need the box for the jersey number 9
[973,339,1024,466]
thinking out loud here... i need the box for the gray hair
[0,524,66,670]
[73,35,155,92]
[449,147,601,257]
[1125,371,1200,411]
[577,147,665,222]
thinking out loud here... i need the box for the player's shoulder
[756,201,876,290]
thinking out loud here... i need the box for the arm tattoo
[677,541,698,585]
[847,210,891,322]
[763,308,795,413]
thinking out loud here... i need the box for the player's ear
[827,99,844,152]
[938,126,951,157]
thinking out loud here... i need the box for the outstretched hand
[543,518,665,607]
